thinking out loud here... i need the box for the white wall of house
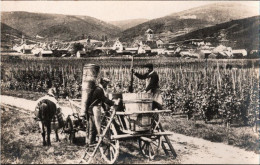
[232,49,247,56]
[156,40,164,47]
[164,50,175,55]
[152,48,165,54]
[147,34,153,41]
[138,46,146,54]
[113,39,123,52]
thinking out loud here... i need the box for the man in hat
[86,77,119,145]
[132,63,163,110]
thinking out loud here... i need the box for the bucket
[80,64,100,116]
[122,93,153,131]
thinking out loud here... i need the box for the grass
[1,90,45,101]
[161,116,259,154]
[1,104,180,164]
[1,90,258,163]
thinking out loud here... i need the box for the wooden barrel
[80,64,100,116]
[122,93,153,131]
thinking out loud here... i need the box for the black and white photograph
[1,0,259,164]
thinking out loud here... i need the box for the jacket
[134,70,159,94]
[87,85,114,115]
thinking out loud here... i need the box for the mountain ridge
[120,2,258,42]
[109,18,149,30]
[1,11,121,41]
[171,15,259,51]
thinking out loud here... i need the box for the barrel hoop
[123,100,153,103]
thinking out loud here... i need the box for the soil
[1,95,259,164]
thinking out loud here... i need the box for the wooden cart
[66,93,177,164]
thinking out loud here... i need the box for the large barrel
[122,93,153,132]
[80,64,100,116]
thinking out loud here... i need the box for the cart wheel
[139,135,161,160]
[99,123,119,164]
[65,116,75,144]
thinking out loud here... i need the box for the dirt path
[169,133,258,164]
[1,95,259,164]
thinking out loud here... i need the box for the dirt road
[1,95,259,164]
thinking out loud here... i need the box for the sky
[1,1,259,22]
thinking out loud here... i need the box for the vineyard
[1,56,259,126]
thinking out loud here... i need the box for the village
[7,28,256,59]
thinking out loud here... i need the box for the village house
[163,49,175,55]
[145,29,154,41]
[156,39,164,48]
[232,49,247,57]
[13,44,35,54]
[131,40,141,48]
[113,39,124,53]
[38,50,53,57]
[125,47,138,54]
[97,39,124,54]
[198,49,212,58]
[183,39,205,46]
[180,50,192,57]
[213,45,233,58]
[76,50,87,58]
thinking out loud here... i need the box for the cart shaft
[116,110,171,115]
[111,131,173,139]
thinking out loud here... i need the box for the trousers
[86,105,102,144]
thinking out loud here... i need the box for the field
[1,97,258,164]
[1,56,259,124]
[1,56,259,163]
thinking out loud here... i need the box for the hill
[1,22,24,40]
[1,11,121,41]
[171,16,259,51]
[1,22,35,46]
[109,18,149,30]
[120,2,258,42]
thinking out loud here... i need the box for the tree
[82,34,86,39]
[101,35,105,41]
[72,43,84,55]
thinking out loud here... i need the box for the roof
[143,41,157,49]
[41,50,52,54]
[103,41,115,47]
[125,47,138,51]
[232,49,247,53]
[146,28,153,34]
[200,50,212,54]
[180,51,191,56]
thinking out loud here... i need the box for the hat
[101,77,110,83]
[144,63,153,69]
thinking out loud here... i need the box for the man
[132,63,163,110]
[85,77,118,145]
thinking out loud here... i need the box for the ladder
[159,123,177,158]
[80,109,116,164]
[152,112,177,159]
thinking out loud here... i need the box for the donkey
[38,100,62,146]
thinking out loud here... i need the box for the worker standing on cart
[86,77,118,146]
[132,63,163,110]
